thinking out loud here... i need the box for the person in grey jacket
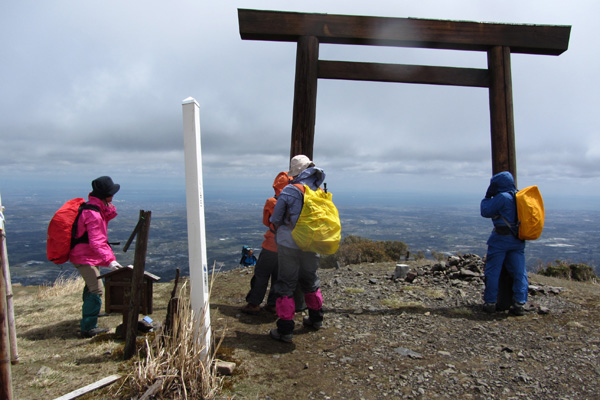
[269,155,325,342]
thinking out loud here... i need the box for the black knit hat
[90,176,120,199]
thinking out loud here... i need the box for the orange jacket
[261,197,278,252]
[261,172,290,252]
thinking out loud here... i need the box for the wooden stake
[0,195,18,365]
[123,210,151,360]
[0,243,12,400]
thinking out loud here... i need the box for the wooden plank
[290,36,319,160]
[239,9,571,55]
[318,60,489,87]
[53,374,120,400]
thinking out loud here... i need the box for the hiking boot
[269,328,293,343]
[82,327,109,338]
[302,316,323,330]
[482,302,497,314]
[263,304,276,314]
[241,303,260,315]
[509,302,526,316]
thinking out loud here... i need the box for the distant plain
[3,189,599,286]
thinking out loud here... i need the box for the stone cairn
[397,253,485,284]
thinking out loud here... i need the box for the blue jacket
[270,166,326,249]
[480,171,525,248]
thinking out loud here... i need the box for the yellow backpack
[291,184,341,255]
[515,185,545,240]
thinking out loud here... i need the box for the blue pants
[484,244,528,304]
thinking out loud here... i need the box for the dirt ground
[212,261,600,399]
[10,260,600,399]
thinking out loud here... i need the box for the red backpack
[47,198,100,264]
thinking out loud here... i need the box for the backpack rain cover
[516,185,545,240]
[47,198,86,264]
[292,185,341,255]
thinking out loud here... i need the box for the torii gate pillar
[291,36,319,161]
[488,46,517,181]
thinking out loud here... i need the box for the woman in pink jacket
[69,176,122,338]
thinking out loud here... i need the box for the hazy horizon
[2,183,599,287]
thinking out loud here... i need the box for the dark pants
[245,248,279,306]
[274,245,322,335]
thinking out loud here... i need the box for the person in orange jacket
[241,171,292,314]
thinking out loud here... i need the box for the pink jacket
[69,195,118,267]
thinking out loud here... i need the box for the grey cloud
[1,1,599,198]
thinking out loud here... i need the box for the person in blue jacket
[480,171,527,316]
[269,155,325,342]
[239,246,257,267]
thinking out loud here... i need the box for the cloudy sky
[1,1,598,204]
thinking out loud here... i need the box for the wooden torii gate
[238,9,571,184]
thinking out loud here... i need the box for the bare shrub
[329,235,408,267]
[539,260,598,282]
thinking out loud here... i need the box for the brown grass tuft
[115,274,224,399]
[35,273,83,300]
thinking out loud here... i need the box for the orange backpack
[501,186,545,240]
[515,186,545,240]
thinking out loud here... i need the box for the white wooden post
[182,97,211,358]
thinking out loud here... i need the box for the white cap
[288,155,313,177]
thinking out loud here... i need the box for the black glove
[485,185,495,199]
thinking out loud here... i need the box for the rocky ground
[210,256,600,399]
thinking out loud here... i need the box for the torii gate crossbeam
[238,9,571,183]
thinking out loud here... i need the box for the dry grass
[35,272,83,300]
[13,267,224,399]
[380,297,424,309]
[344,287,365,294]
[13,274,125,400]
[114,279,223,399]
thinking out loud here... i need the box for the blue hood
[488,171,516,196]
[292,166,325,189]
